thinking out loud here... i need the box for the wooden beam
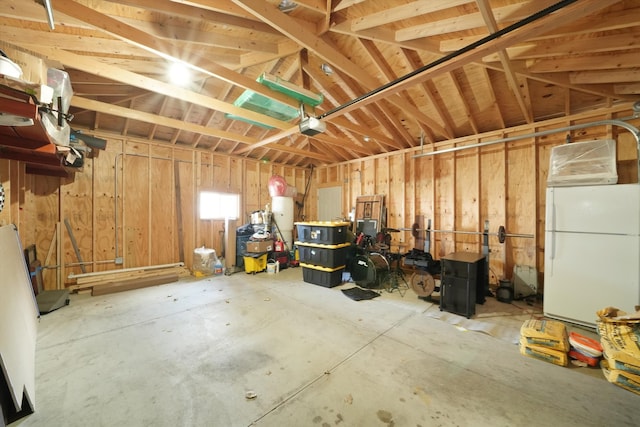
[71,96,259,144]
[107,0,280,35]
[292,0,326,13]
[114,16,279,54]
[484,61,629,100]
[306,64,410,146]
[527,52,640,73]
[478,65,505,128]
[51,0,300,108]
[0,24,156,58]
[90,273,179,296]
[484,32,640,62]
[319,0,623,120]
[395,0,558,41]
[319,0,332,34]
[167,0,259,19]
[351,0,469,32]
[357,38,433,143]
[333,0,366,12]
[310,132,375,156]
[615,83,640,95]
[570,69,640,84]
[64,218,86,274]
[440,7,640,53]
[24,46,291,130]
[238,134,335,163]
[447,71,479,134]
[231,0,450,138]
[174,162,185,263]
[329,116,401,152]
[330,21,439,53]
[400,49,456,137]
[476,0,532,123]
[234,125,297,154]
[71,83,143,97]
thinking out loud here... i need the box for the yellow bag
[519,337,568,367]
[520,319,569,352]
[601,359,640,396]
[597,319,640,372]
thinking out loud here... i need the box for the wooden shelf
[0,77,73,178]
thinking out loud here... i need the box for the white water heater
[272,196,294,247]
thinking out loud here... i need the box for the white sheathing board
[318,186,342,221]
[0,224,38,413]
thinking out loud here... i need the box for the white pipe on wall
[412,119,640,181]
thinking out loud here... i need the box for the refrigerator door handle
[550,205,556,261]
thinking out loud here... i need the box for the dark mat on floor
[341,287,380,301]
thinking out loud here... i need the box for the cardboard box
[246,239,273,253]
[0,42,48,85]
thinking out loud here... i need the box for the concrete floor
[11,266,640,426]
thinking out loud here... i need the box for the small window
[199,191,239,220]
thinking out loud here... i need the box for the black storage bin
[296,242,350,268]
[236,234,252,268]
[301,263,345,288]
[295,221,349,245]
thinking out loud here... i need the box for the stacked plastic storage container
[295,221,350,287]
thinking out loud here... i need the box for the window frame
[198,190,240,220]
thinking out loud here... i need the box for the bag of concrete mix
[602,351,640,377]
[519,337,568,366]
[520,319,569,352]
[601,359,640,396]
[597,306,640,324]
[596,307,640,367]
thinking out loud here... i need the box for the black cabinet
[440,252,487,318]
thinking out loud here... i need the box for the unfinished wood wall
[0,135,314,290]
[314,106,639,288]
[1,105,637,292]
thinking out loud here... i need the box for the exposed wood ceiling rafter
[0,0,637,167]
[317,0,626,120]
[476,0,532,124]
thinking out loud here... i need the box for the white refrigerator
[544,184,640,328]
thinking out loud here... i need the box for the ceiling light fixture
[278,0,298,13]
[320,63,333,76]
[168,62,191,86]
